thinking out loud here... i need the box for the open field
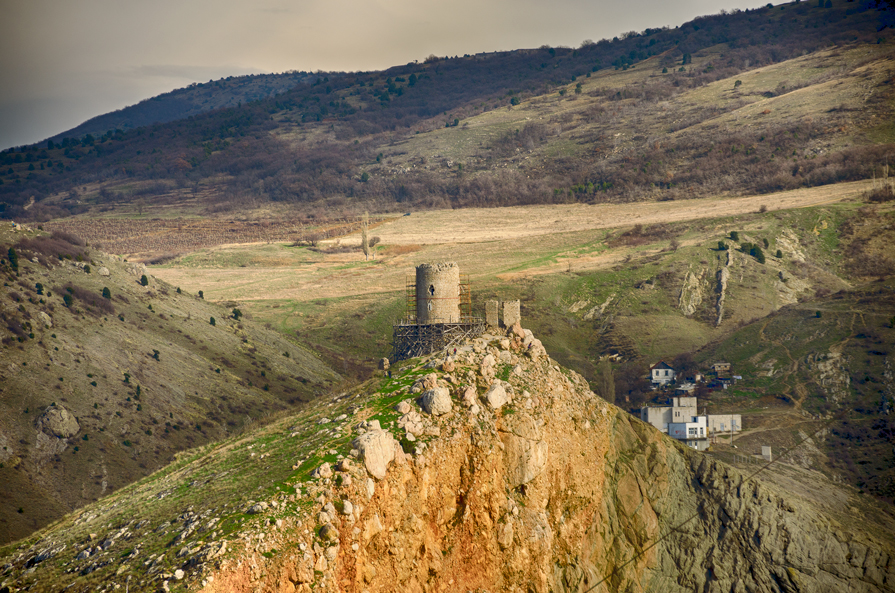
[149,181,870,301]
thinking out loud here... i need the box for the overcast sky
[0,0,771,150]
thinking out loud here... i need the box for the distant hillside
[0,222,341,544]
[691,278,895,501]
[45,71,326,145]
[0,0,893,221]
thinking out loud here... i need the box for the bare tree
[361,211,370,261]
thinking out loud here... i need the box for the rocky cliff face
[199,326,895,593]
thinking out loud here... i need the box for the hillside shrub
[729,231,739,241]
[15,232,85,262]
[717,241,728,251]
[209,316,216,326]
[140,274,149,286]
[7,247,18,272]
[867,185,894,203]
[776,249,783,258]
[59,282,114,313]
[102,287,111,299]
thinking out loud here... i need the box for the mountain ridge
[1,0,893,221]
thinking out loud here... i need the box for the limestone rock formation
[351,430,397,480]
[678,267,705,316]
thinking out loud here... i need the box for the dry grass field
[150,180,871,303]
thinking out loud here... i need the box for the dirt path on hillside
[366,180,871,245]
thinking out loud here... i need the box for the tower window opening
[428,285,435,296]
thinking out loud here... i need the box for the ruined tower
[416,262,461,324]
[391,262,485,361]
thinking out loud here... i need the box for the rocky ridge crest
[198,324,894,593]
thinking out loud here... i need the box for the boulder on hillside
[484,382,509,410]
[37,311,52,328]
[418,387,452,416]
[311,462,333,479]
[460,385,478,407]
[352,430,397,480]
[37,405,79,438]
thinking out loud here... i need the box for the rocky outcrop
[197,326,894,593]
[716,250,732,326]
[678,267,705,316]
[5,325,892,593]
[37,405,79,438]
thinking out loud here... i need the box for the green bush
[140,274,149,286]
[729,231,739,241]
[209,316,216,326]
[102,287,111,299]
[7,247,18,272]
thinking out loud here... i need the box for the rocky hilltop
[2,324,893,592]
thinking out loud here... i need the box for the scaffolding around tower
[391,263,485,361]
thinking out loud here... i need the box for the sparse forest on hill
[1,0,894,221]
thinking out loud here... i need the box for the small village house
[650,361,676,386]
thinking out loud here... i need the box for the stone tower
[416,262,461,324]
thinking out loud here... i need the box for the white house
[668,415,709,450]
[650,361,676,386]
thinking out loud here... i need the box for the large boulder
[418,387,452,416]
[37,311,52,328]
[483,382,509,410]
[351,430,397,480]
[37,405,79,438]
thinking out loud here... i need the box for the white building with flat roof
[640,396,739,451]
